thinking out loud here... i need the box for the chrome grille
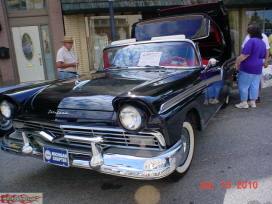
[14,120,164,151]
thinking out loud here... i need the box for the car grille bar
[13,120,165,151]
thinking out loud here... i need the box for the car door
[201,63,231,126]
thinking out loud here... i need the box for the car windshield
[103,41,199,69]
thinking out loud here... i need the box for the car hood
[20,69,194,121]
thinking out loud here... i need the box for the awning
[61,0,272,14]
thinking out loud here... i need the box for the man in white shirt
[241,21,270,66]
[241,21,270,103]
[56,36,78,79]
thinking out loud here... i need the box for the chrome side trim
[159,81,206,114]
[159,72,222,114]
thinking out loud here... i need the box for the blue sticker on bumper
[43,147,69,167]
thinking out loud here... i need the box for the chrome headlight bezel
[118,105,147,132]
[0,100,12,118]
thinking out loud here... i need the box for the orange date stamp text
[199,181,258,189]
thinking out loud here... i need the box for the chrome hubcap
[179,128,190,166]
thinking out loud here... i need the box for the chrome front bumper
[1,131,184,180]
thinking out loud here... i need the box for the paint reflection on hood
[58,95,115,111]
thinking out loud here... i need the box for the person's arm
[263,49,269,68]
[235,54,249,69]
[263,34,270,68]
[56,61,78,68]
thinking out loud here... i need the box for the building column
[47,0,65,77]
[0,1,17,86]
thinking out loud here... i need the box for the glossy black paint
[1,58,235,146]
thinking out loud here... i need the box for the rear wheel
[167,117,195,182]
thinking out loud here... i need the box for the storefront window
[229,8,272,56]
[246,8,272,37]
[264,9,272,37]
[85,15,142,70]
[7,0,46,10]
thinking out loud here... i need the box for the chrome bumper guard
[1,131,184,180]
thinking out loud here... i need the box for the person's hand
[72,62,79,67]
[234,63,240,70]
[264,61,268,68]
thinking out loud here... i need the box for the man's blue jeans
[58,71,77,79]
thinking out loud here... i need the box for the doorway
[12,26,45,83]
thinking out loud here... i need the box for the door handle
[38,53,42,65]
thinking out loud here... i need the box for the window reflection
[104,42,199,68]
[22,33,33,60]
[85,15,142,70]
[7,0,46,10]
[246,9,272,37]
[229,8,272,57]
[264,9,272,37]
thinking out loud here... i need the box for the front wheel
[0,117,13,136]
[167,117,195,182]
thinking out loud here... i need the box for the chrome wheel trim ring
[176,121,194,173]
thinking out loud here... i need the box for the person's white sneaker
[235,102,249,109]
[210,98,219,104]
[248,101,256,108]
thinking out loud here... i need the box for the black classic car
[0,1,235,180]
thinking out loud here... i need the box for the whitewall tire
[167,117,195,181]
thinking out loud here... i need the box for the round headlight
[119,105,142,131]
[0,101,12,118]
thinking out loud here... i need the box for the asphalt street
[0,85,272,204]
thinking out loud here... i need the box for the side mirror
[207,58,217,68]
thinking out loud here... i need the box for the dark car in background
[0,1,235,180]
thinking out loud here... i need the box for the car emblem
[47,110,69,115]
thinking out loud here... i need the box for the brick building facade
[0,0,64,86]
[0,2,15,86]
